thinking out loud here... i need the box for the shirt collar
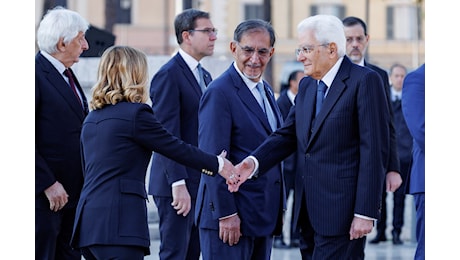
[178,48,200,71]
[287,89,296,105]
[232,62,262,91]
[41,51,67,74]
[319,56,344,88]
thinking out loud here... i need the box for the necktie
[63,69,82,106]
[315,80,327,116]
[197,63,206,93]
[257,83,278,131]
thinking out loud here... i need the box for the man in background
[373,63,413,245]
[342,16,402,244]
[273,70,304,249]
[147,8,217,260]
[35,6,90,260]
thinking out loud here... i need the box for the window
[387,5,421,40]
[117,0,132,24]
[245,4,264,20]
[310,4,345,19]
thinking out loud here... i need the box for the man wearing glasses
[195,19,284,260]
[234,14,391,259]
[147,8,217,260]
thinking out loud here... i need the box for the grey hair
[297,15,346,57]
[36,6,89,54]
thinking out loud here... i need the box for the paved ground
[145,238,416,260]
[145,193,417,259]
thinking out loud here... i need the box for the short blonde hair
[90,46,149,110]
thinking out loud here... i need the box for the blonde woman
[70,46,236,259]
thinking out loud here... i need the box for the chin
[243,72,261,80]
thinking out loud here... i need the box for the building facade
[35,0,425,92]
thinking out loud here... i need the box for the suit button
[305,153,311,158]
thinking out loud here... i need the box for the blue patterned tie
[257,83,277,131]
[197,63,206,93]
[316,80,327,116]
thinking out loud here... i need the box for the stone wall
[72,55,233,101]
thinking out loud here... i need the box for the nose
[82,37,89,50]
[296,53,305,62]
[249,51,261,62]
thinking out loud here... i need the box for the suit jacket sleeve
[402,65,425,152]
[134,104,220,176]
[367,63,400,173]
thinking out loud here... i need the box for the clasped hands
[217,152,256,193]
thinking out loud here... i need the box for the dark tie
[257,82,277,131]
[316,80,327,116]
[63,69,82,106]
[197,63,206,93]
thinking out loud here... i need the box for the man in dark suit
[342,16,403,244]
[375,63,412,245]
[235,14,391,259]
[35,7,90,260]
[195,19,285,260]
[147,8,216,260]
[402,63,425,260]
[273,70,303,249]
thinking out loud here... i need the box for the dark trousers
[375,159,411,237]
[35,207,81,260]
[154,196,200,260]
[414,193,425,260]
[298,197,366,260]
[81,245,144,260]
[200,228,272,260]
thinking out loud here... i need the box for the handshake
[217,151,256,192]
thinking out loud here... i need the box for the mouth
[350,50,360,55]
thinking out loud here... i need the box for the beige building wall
[36,0,424,92]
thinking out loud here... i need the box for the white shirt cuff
[217,156,223,173]
[172,179,186,187]
[354,213,376,221]
[219,213,238,220]
[247,155,259,179]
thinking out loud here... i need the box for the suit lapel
[38,54,87,119]
[174,54,203,97]
[306,58,351,149]
[229,66,273,133]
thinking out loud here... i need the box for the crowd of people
[35,5,424,260]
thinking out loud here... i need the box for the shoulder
[207,67,233,89]
[365,62,389,80]
[403,64,425,93]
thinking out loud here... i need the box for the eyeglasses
[295,43,329,57]
[188,28,218,36]
[235,42,273,59]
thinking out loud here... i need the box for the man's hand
[217,150,240,192]
[171,184,191,217]
[44,181,69,212]
[233,157,255,185]
[219,214,242,246]
[386,171,402,192]
[349,216,373,240]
